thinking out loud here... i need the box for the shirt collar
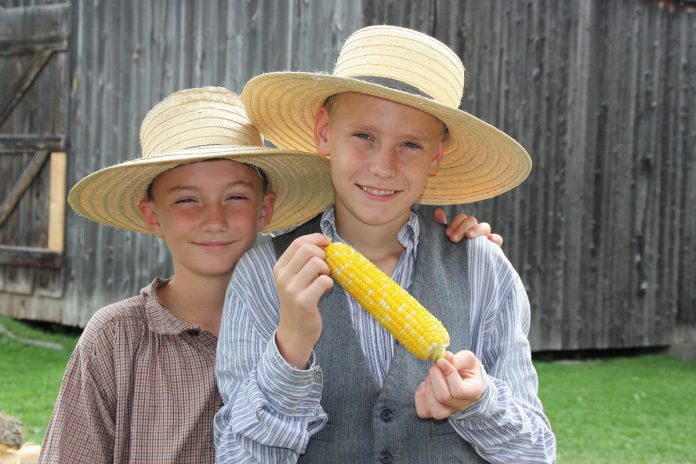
[142,277,201,336]
[320,205,420,257]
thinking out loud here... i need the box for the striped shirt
[215,207,556,463]
[40,278,221,464]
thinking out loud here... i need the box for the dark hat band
[353,75,433,99]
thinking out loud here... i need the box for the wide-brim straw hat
[242,25,531,204]
[68,87,333,233]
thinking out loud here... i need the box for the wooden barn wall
[0,0,694,351]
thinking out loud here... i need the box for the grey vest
[272,214,486,464]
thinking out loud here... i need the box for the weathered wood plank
[47,152,66,252]
[0,135,65,152]
[0,37,67,55]
[0,49,54,127]
[0,150,49,228]
[0,245,61,268]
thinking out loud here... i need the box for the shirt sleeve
[214,243,328,464]
[39,319,118,463]
[448,237,557,463]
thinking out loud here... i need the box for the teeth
[361,185,395,196]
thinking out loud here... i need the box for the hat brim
[243,72,532,204]
[68,145,333,234]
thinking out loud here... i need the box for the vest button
[380,408,394,422]
[379,451,394,464]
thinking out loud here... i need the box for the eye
[226,194,249,201]
[353,132,372,141]
[403,141,423,150]
[174,197,197,205]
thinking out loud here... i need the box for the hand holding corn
[274,233,334,369]
[415,350,485,419]
[325,242,450,361]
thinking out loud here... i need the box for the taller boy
[215,26,556,463]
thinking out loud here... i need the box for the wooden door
[0,4,69,297]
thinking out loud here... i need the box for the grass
[536,354,696,464]
[0,316,79,444]
[0,317,695,463]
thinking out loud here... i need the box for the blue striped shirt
[215,206,556,463]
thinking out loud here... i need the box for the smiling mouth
[359,185,398,197]
[194,241,233,248]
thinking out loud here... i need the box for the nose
[368,145,397,178]
[201,203,228,232]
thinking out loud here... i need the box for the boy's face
[314,92,444,229]
[137,159,274,279]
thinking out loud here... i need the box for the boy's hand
[274,233,334,369]
[414,350,485,420]
[433,208,503,247]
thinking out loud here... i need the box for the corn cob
[325,242,450,361]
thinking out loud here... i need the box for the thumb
[436,357,459,379]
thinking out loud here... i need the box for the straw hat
[68,87,333,233]
[242,25,531,204]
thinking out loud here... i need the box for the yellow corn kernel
[325,242,450,361]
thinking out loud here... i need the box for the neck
[334,205,410,275]
[157,269,229,336]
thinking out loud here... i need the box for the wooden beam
[0,245,62,269]
[0,36,68,56]
[0,150,49,228]
[0,134,65,153]
[0,48,54,127]
[48,152,67,252]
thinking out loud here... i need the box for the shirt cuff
[449,363,499,422]
[255,330,324,418]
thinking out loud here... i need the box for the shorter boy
[39,87,334,463]
[40,87,495,463]
[215,26,556,463]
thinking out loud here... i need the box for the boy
[215,26,556,463]
[40,87,495,463]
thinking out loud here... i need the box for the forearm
[215,324,327,463]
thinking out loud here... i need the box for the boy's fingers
[433,208,448,225]
[291,255,331,291]
[302,274,334,304]
[487,233,504,247]
[448,351,485,401]
[275,239,329,281]
[275,233,330,269]
[466,221,491,239]
[451,350,479,372]
[445,213,470,241]
[424,376,455,420]
[414,382,430,418]
[429,360,457,404]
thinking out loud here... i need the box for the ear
[313,106,331,158]
[257,191,276,230]
[428,141,445,176]
[137,199,164,237]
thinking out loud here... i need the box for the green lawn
[536,354,696,464]
[0,317,79,444]
[0,317,695,463]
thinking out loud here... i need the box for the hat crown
[139,87,264,158]
[333,25,465,109]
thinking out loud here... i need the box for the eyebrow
[347,121,435,142]
[165,180,255,194]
